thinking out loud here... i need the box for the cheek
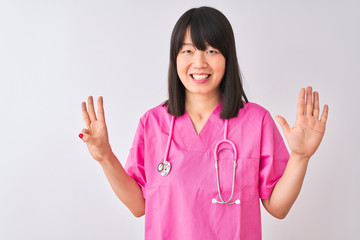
[219,58,226,75]
[176,60,186,84]
[214,59,226,75]
[176,59,187,76]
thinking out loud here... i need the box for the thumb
[79,132,91,142]
[79,128,91,142]
[275,115,291,134]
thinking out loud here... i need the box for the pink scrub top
[124,101,289,240]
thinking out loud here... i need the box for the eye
[207,49,218,54]
[182,49,193,54]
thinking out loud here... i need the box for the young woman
[79,6,328,240]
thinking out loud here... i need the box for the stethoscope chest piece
[158,160,171,176]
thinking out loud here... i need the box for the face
[176,28,226,98]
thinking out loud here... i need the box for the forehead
[182,28,193,44]
[182,28,210,47]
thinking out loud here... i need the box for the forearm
[262,152,310,219]
[99,152,145,217]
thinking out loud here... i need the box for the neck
[185,90,222,119]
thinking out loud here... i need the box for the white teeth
[192,74,209,80]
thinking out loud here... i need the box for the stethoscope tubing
[164,115,175,162]
[158,114,240,205]
[213,120,239,205]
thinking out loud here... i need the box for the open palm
[80,96,112,162]
[276,87,329,158]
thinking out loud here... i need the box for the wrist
[99,150,115,164]
[290,152,310,164]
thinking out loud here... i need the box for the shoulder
[139,101,169,125]
[234,102,278,135]
[240,102,270,120]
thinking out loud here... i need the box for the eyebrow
[182,42,211,47]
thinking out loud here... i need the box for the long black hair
[163,6,248,119]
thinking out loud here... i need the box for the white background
[1,0,359,239]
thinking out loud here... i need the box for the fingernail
[79,133,83,139]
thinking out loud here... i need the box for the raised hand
[275,86,329,159]
[79,96,113,162]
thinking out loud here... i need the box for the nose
[192,51,208,68]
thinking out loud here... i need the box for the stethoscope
[157,114,240,205]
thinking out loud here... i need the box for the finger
[79,132,91,142]
[297,88,305,118]
[320,104,329,124]
[313,91,320,119]
[305,86,313,116]
[275,115,291,134]
[81,102,91,129]
[81,128,90,135]
[88,96,97,121]
[97,96,105,123]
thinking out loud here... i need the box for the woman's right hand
[79,96,113,162]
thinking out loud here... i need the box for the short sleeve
[124,118,147,199]
[259,111,289,199]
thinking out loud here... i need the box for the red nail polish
[79,133,83,139]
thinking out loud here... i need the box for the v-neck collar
[175,100,224,152]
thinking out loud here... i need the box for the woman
[79,6,328,240]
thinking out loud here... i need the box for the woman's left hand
[275,86,329,159]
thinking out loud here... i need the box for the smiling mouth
[190,74,211,80]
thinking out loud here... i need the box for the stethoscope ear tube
[212,198,240,204]
[213,138,238,205]
[212,119,239,205]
